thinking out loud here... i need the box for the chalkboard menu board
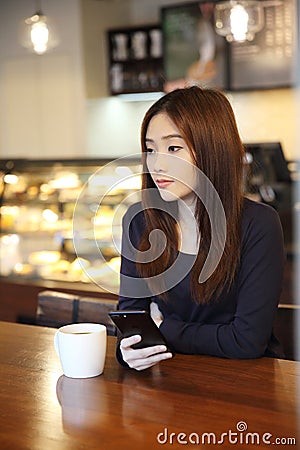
[162,0,298,91]
[162,2,229,90]
[229,0,298,89]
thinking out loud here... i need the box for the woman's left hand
[150,302,164,327]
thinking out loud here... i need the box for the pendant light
[20,0,58,55]
[214,1,264,42]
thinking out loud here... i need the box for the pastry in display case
[0,157,142,294]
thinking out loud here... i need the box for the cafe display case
[0,157,142,321]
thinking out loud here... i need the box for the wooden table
[0,322,299,449]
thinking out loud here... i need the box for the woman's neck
[177,199,199,254]
[178,197,196,223]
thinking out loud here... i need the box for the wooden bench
[77,295,117,336]
[36,290,117,336]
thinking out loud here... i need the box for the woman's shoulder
[242,197,283,238]
[243,196,280,219]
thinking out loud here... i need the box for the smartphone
[108,310,170,350]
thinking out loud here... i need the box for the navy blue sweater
[117,198,285,362]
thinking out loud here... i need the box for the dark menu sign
[162,0,298,91]
[162,2,229,90]
[229,0,298,90]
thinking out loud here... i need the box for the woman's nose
[152,153,168,173]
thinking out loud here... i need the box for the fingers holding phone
[109,310,174,371]
[120,335,173,371]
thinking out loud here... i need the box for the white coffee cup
[54,323,107,379]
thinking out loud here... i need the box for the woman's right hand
[120,335,173,371]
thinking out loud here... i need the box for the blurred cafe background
[0,0,299,354]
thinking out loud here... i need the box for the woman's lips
[156,179,174,189]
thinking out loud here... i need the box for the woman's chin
[158,189,178,202]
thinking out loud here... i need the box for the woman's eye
[168,146,182,152]
[145,148,155,154]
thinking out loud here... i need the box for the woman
[117,86,285,371]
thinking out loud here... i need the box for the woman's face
[145,113,197,205]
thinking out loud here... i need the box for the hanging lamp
[20,0,59,55]
[214,1,265,42]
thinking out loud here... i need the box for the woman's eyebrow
[145,134,183,142]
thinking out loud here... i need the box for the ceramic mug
[54,323,107,378]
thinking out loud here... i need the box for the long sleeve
[159,202,285,358]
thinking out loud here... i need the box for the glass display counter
[0,157,142,299]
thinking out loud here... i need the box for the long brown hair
[137,86,245,304]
